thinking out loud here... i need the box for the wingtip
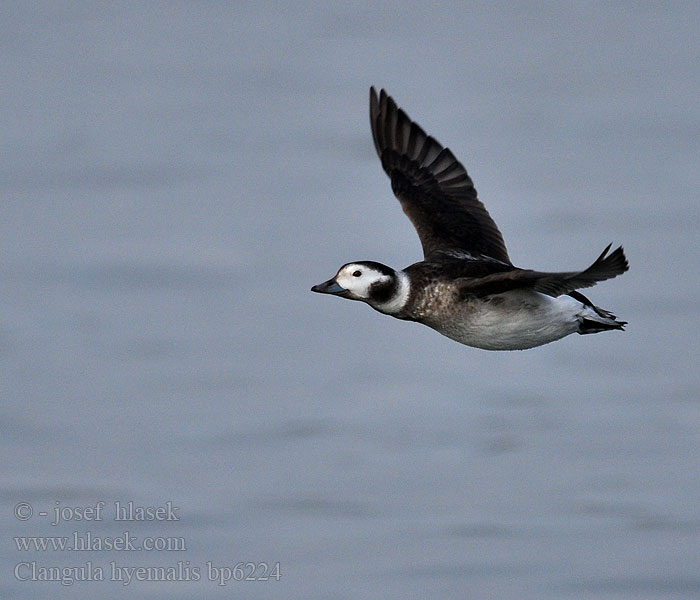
[610,245,630,274]
[596,244,629,275]
[595,243,613,262]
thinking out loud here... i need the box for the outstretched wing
[369,87,510,264]
[458,245,629,298]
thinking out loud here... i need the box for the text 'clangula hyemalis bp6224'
[312,88,629,351]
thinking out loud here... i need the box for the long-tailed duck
[312,88,629,350]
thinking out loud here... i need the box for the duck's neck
[369,270,411,315]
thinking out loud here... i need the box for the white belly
[428,291,582,351]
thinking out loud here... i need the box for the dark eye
[353,270,362,277]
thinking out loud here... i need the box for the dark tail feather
[569,290,627,335]
[578,316,627,335]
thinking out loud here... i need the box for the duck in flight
[312,88,629,350]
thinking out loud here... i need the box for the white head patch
[335,263,389,299]
[334,262,410,314]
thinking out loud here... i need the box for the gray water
[2,2,699,598]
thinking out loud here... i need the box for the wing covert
[458,245,629,298]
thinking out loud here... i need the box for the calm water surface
[2,2,699,598]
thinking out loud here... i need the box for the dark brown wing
[370,87,510,264]
[458,245,629,298]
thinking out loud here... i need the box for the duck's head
[311,261,409,314]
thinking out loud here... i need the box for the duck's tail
[568,290,627,335]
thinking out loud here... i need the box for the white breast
[429,290,583,351]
